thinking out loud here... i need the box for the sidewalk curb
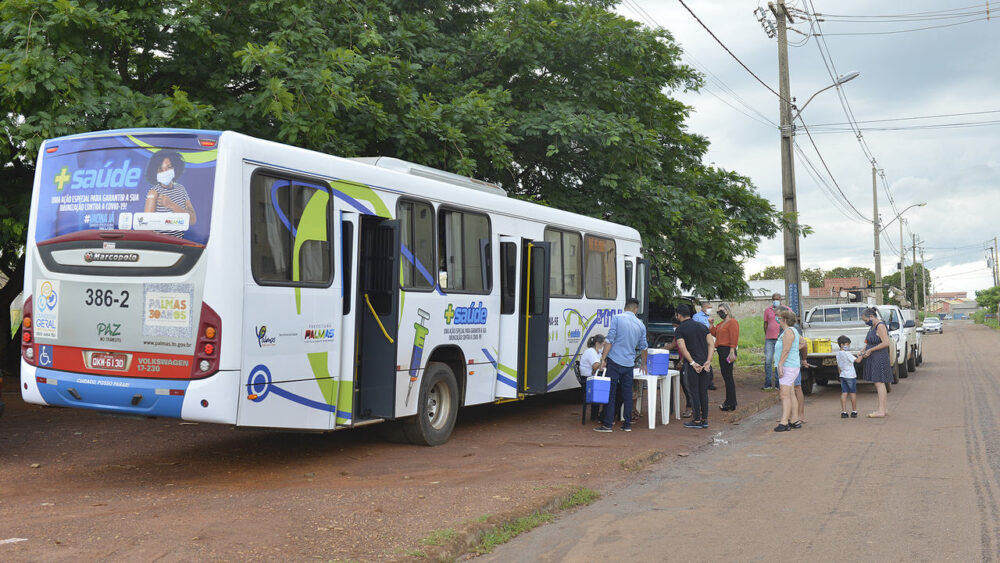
[392,395,781,562]
[390,486,590,562]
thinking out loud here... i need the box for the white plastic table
[633,369,681,429]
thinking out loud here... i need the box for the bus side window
[438,208,491,293]
[543,228,582,297]
[397,199,435,290]
[625,260,633,301]
[342,221,354,315]
[584,235,616,300]
[250,173,331,286]
[500,242,516,314]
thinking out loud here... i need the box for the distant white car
[922,317,943,334]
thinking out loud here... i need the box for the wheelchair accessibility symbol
[38,345,53,367]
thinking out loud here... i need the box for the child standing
[836,335,862,418]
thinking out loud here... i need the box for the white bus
[21,129,648,445]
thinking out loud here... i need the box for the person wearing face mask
[762,293,786,391]
[577,334,606,422]
[710,302,739,411]
[144,151,197,238]
[858,308,893,418]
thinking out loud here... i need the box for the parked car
[799,303,901,395]
[922,316,943,334]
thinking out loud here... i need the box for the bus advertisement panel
[35,131,218,245]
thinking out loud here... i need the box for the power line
[815,16,990,35]
[811,4,989,18]
[794,116,871,222]
[676,0,785,101]
[621,1,778,129]
[806,108,1000,127]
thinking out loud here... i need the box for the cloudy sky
[617,1,1000,295]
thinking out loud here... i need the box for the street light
[879,202,927,233]
[778,68,861,315]
[874,202,927,305]
[792,72,860,120]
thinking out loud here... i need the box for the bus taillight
[191,302,220,379]
[21,296,34,365]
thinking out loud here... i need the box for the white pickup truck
[799,303,909,395]
[901,308,923,370]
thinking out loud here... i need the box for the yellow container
[812,338,832,354]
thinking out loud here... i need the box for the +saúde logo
[444,302,488,325]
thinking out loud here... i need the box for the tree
[749,265,785,281]
[1,1,783,350]
[975,286,1000,314]
[801,267,825,288]
[827,266,875,280]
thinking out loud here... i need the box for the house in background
[928,297,979,320]
[807,277,870,301]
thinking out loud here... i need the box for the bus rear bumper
[21,362,239,424]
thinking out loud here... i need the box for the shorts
[779,366,800,387]
[840,377,857,393]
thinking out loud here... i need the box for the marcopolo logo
[255,325,276,347]
[84,251,140,263]
[444,302,488,325]
[54,160,143,192]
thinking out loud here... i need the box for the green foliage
[473,511,554,555]
[975,286,1000,314]
[827,266,875,280]
[1,0,783,304]
[749,265,785,281]
[558,487,600,509]
[420,528,458,547]
[972,309,999,330]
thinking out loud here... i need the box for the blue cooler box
[586,376,611,404]
[647,351,672,375]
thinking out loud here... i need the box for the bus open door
[518,240,550,395]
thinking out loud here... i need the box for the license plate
[90,352,128,371]
[822,357,837,367]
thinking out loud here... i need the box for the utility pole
[872,166,883,304]
[899,218,906,305]
[994,236,999,287]
[769,0,801,314]
[911,232,918,308]
[920,247,928,316]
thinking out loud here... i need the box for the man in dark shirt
[674,304,715,429]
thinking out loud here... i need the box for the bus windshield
[36,131,220,246]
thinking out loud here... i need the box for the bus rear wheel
[402,362,459,446]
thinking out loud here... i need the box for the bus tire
[402,362,459,446]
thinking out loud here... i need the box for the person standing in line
[835,335,861,418]
[693,302,717,390]
[675,304,715,429]
[858,308,893,418]
[774,309,801,432]
[710,303,739,411]
[762,293,785,390]
[595,299,648,433]
[577,334,606,422]
[662,318,693,418]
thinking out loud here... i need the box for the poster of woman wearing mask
[143,150,197,238]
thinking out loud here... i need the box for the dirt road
[0,359,775,561]
[485,320,1000,561]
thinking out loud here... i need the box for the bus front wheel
[403,362,459,446]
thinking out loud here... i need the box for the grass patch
[473,512,554,555]
[973,310,999,329]
[618,450,667,472]
[738,315,765,349]
[558,487,600,510]
[403,548,427,558]
[420,528,458,547]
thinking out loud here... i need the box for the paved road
[486,320,1000,562]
